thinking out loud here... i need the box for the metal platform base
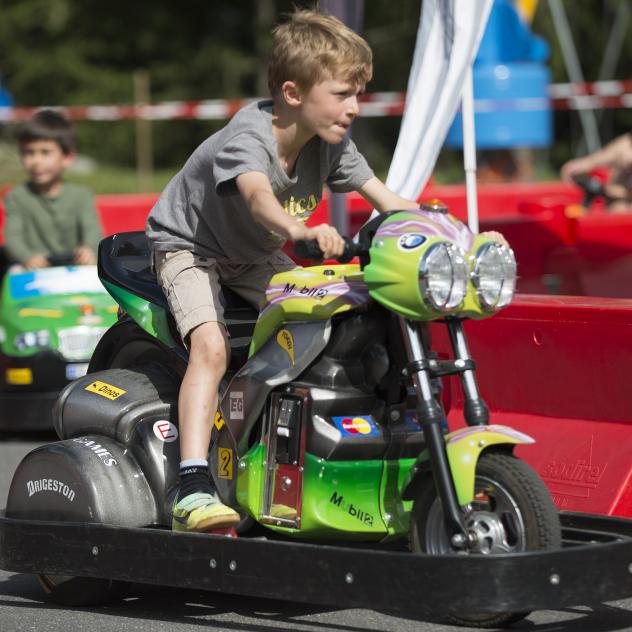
[1,510,632,617]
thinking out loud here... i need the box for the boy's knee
[188,322,229,369]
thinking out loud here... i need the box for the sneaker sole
[172,510,241,533]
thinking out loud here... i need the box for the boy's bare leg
[172,321,240,531]
[179,321,229,460]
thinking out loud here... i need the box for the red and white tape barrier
[1,80,630,123]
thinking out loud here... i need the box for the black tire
[409,450,561,629]
[38,574,131,606]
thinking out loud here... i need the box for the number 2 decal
[218,447,233,480]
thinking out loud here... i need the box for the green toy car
[0,264,118,430]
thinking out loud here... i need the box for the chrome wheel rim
[423,475,527,555]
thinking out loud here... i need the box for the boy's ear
[280,80,302,107]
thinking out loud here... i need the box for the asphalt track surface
[2,434,632,632]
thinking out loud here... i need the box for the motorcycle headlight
[14,330,50,351]
[419,243,468,312]
[472,243,517,310]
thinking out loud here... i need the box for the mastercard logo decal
[333,415,379,437]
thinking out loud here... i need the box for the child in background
[561,132,632,212]
[4,110,101,269]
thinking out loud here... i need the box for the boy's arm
[560,133,631,182]
[357,176,420,213]
[236,171,345,258]
[357,176,509,246]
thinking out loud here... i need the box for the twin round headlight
[471,243,517,310]
[418,243,469,311]
[418,242,516,312]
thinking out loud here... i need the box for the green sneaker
[172,491,240,532]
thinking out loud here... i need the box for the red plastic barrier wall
[0,181,579,243]
[93,193,159,235]
[433,294,632,518]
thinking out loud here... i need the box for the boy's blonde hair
[268,9,373,97]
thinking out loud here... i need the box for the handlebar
[294,237,364,264]
[47,253,76,267]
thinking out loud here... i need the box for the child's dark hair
[17,109,75,154]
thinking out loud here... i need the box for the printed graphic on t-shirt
[283,194,318,222]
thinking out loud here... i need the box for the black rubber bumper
[1,511,632,616]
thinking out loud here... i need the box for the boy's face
[19,139,73,190]
[296,78,364,144]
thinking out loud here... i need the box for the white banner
[385,0,493,200]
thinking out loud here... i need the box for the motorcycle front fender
[403,424,535,506]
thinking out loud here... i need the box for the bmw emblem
[398,233,426,250]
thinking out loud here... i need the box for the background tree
[0,1,630,184]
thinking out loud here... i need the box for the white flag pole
[462,65,479,234]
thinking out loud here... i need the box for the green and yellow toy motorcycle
[5,204,561,627]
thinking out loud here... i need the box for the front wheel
[409,450,561,629]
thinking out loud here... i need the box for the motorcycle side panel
[235,444,390,539]
[101,280,176,347]
[6,436,158,527]
[299,453,387,536]
[231,383,417,539]
[250,264,370,357]
[218,319,332,454]
[212,320,331,506]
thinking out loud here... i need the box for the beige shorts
[154,250,296,340]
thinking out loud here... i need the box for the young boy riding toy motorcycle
[146,9,505,533]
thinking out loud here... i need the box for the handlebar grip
[47,252,76,267]
[294,237,359,264]
[294,239,324,261]
[571,174,607,198]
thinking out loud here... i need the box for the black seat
[98,232,259,343]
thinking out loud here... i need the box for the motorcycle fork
[398,318,467,541]
[446,318,489,426]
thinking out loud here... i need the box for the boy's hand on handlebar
[24,254,49,270]
[74,245,97,265]
[306,224,346,259]
[291,223,346,259]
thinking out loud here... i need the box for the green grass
[65,165,176,194]
[0,141,176,195]
[1,141,561,197]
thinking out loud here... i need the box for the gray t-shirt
[146,100,373,263]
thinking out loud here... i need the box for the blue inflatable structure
[446,0,552,149]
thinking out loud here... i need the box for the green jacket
[3,182,102,264]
